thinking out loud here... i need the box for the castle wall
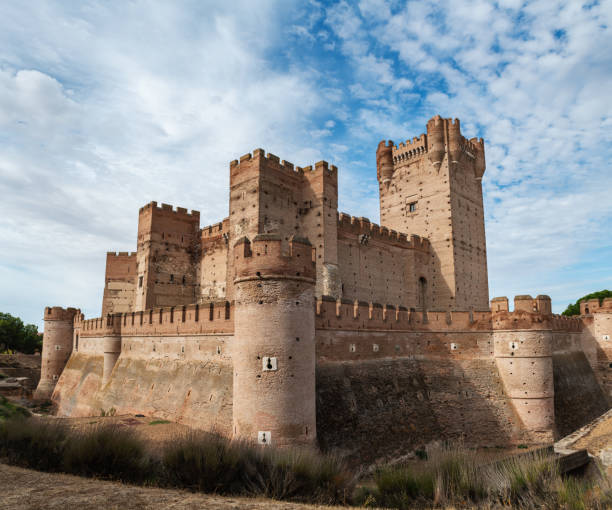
[135,202,200,310]
[199,219,229,301]
[552,329,609,438]
[336,214,431,307]
[52,333,233,431]
[580,301,612,403]
[101,252,136,316]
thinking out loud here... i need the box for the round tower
[34,306,78,400]
[102,314,122,385]
[376,140,394,186]
[426,115,445,168]
[232,233,316,447]
[493,297,555,443]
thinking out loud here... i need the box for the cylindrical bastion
[232,234,316,447]
[34,306,78,400]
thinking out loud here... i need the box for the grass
[0,396,31,420]
[0,416,352,504]
[355,443,612,509]
[149,419,171,425]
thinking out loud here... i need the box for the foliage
[0,415,352,504]
[0,416,68,471]
[562,289,612,316]
[162,431,351,503]
[149,419,171,425]
[0,395,31,420]
[0,312,41,354]
[355,444,612,509]
[63,424,151,482]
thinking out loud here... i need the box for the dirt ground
[0,463,344,510]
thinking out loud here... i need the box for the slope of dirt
[0,463,343,510]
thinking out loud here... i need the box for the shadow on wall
[316,357,524,466]
[553,352,609,438]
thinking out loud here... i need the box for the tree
[0,313,41,354]
[562,290,612,316]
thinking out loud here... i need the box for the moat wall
[53,334,233,432]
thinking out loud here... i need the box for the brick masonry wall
[53,333,233,432]
[102,252,136,316]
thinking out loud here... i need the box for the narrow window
[139,276,143,288]
[75,334,79,352]
[225,301,230,320]
[409,202,417,213]
[170,274,174,283]
[209,302,214,321]
[182,275,186,285]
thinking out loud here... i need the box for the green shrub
[0,416,67,471]
[0,395,31,420]
[63,424,151,483]
[149,419,171,425]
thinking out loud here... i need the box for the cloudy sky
[1,0,611,327]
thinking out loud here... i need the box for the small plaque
[262,357,277,371]
[258,431,271,445]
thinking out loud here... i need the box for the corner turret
[376,140,394,186]
[34,306,78,400]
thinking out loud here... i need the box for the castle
[35,116,611,460]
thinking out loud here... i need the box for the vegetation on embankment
[0,415,352,505]
[0,414,610,508]
[0,396,31,421]
[356,444,612,509]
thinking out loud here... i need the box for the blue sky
[0,0,611,327]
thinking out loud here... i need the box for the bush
[162,431,352,503]
[63,423,151,483]
[244,446,352,504]
[162,431,248,493]
[358,444,612,509]
[0,416,67,471]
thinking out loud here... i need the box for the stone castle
[35,116,611,460]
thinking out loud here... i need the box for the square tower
[377,115,489,311]
[135,202,200,310]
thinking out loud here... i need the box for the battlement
[138,201,200,219]
[77,301,234,339]
[337,212,430,251]
[44,306,79,322]
[200,218,228,239]
[234,234,315,281]
[315,297,491,331]
[229,149,337,181]
[391,134,428,165]
[580,297,612,315]
[106,251,136,258]
[491,295,581,332]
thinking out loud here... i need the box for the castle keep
[36,116,611,459]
